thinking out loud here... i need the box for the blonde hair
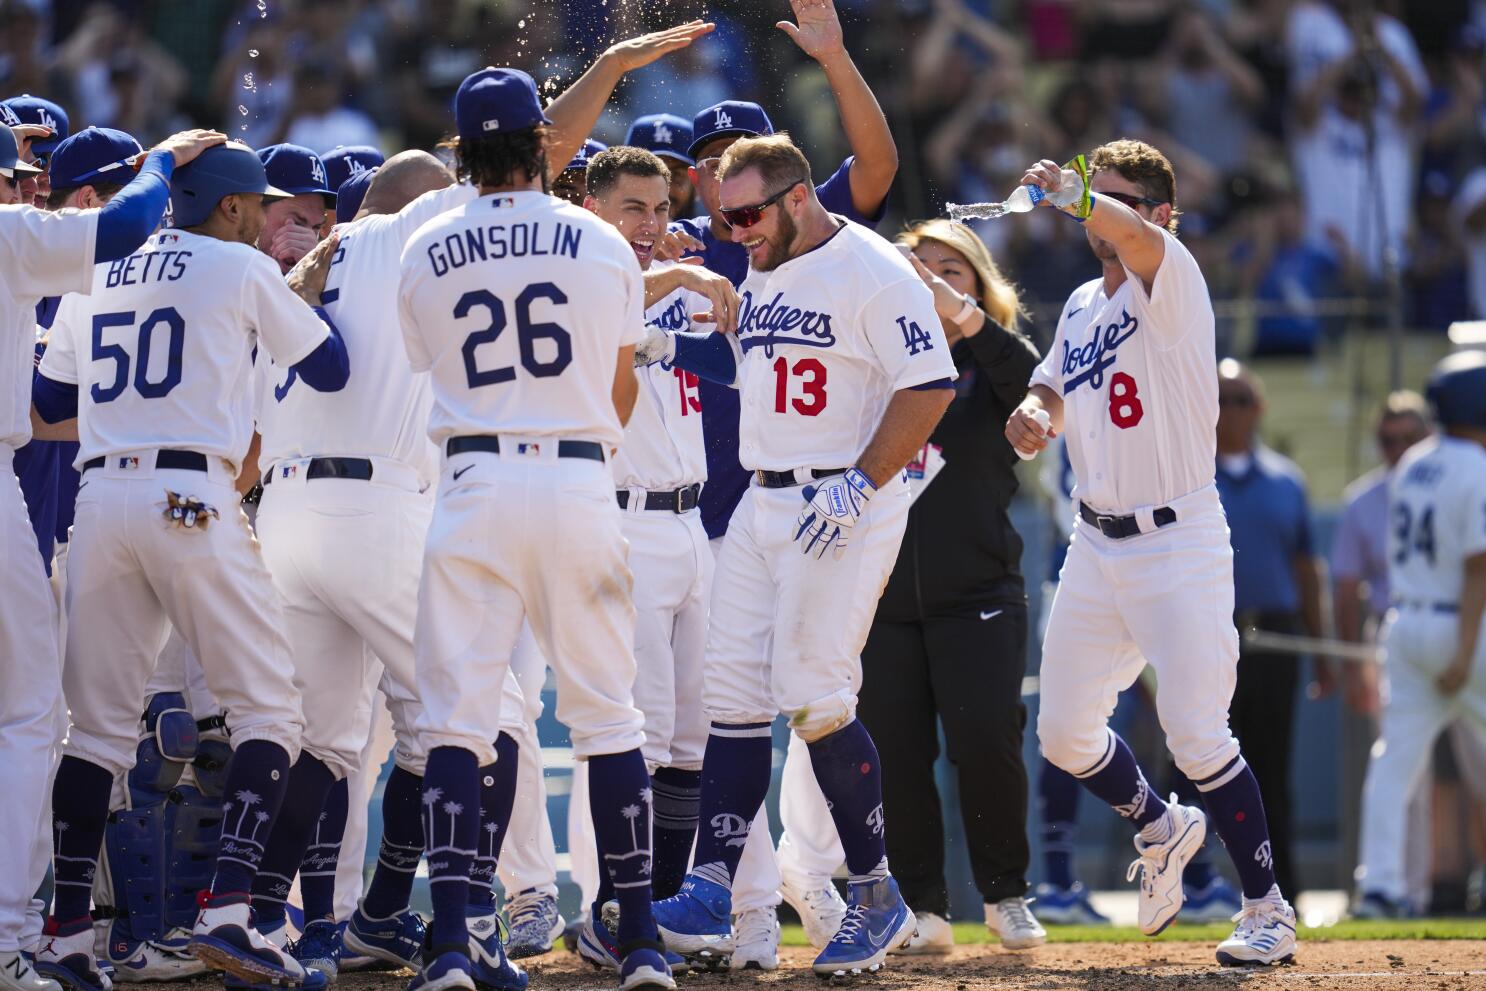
[899,219,1027,330]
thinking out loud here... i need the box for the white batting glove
[634,326,675,367]
[794,467,875,559]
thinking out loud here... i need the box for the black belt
[263,457,373,485]
[446,435,605,463]
[755,467,849,489]
[1079,501,1177,540]
[83,450,207,473]
[617,482,701,513]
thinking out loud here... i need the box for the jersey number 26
[456,284,572,388]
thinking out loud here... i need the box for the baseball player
[30,140,350,991]
[568,145,735,970]
[645,133,955,978]
[256,144,337,274]
[247,149,527,991]
[1006,140,1296,966]
[1,121,222,991]
[1354,351,1486,914]
[397,67,667,991]
[624,115,696,219]
[322,147,385,235]
[552,139,607,206]
[0,95,68,207]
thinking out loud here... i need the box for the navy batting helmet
[169,142,290,229]
[1425,349,1486,429]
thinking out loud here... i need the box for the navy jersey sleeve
[815,156,887,227]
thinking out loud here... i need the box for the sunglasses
[697,156,724,179]
[721,181,801,230]
[1100,190,1166,210]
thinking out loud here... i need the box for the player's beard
[1086,228,1119,264]
[753,209,798,272]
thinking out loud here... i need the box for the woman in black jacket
[858,219,1045,953]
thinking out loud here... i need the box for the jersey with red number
[613,265,709,490]
[734,219,955,472]
[1029,227,1216,513]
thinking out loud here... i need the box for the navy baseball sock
[361,765,425,920]
[690,722,773,891]
[51,756,114,922]
[1070,731,1167,835]
[1169,767,1216,889]
[587,749,659,948]
[1038,760,1081,890]
[806,719,888,882]
[211,740,293,900]
[423,746,479,952]
[1196,760,1278,899]
[649,766,701,900]
[301,776,349,922]
[250,753,335,925]
[468,733,518,913]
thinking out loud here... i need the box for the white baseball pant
[498,625,560,901]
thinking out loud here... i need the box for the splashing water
[248,49,259,58]
[242,72,255,92]
[257,0,267,17]
[237,104,249,116]
[946,201,1009,223]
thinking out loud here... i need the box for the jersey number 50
[91,308,185,403]
[456,284,572,387]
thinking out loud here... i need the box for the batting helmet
[1425,349,1486,429]
[169,142,290,229]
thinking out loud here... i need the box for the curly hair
[1090,139,1181,234]
[447,125,549,191]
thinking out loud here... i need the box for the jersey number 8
[456,283,572,388]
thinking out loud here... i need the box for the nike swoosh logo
[979,609,1003,621]
[1067,306,1084,318]
[452,465,474,481]
[868,925,893,945]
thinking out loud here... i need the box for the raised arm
[1023,158,1168,289]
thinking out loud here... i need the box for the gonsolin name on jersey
[736,289,836,358]
[423,221,583,277]
[1062,308,1139,395]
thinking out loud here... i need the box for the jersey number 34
[456,284,572,387]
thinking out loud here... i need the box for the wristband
[951,292,979,328]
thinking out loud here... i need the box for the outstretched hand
[777,0,846,61]
[605,21,716,74]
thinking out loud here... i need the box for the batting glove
[794,467,875,559]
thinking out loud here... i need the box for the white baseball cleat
[986,897,1046,950]
[892,911,952,955]
[728,907,778,971]
[0,952,63,991]
[778,877,847,950]
[1215,888,1297,966]
[1126,796,1207,936]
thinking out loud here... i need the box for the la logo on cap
[654,122,673,144]
[0,104,18,126]
[347,159,367,176]
[714,109,732,129]
[483,119,499,132]
[310,157,326,185]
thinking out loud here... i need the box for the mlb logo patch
[118,456,140,470]
[516,442,541,456]
[491,196,515,209]
[280,464,298,479]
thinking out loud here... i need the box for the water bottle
[948,169,1085,222]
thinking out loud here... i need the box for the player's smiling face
[720,167,800,272]
[586,173,670,271]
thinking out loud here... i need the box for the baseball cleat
[404,952,474,991]
[502,889,563,960]
[187,899,306,985]
[223,967,329,991]
[1351,891,1414,920]
[618,946,675,991]
[577,907,688,976]
[1215,888,1297,966]
[1031,882,1110,926]
[728,907,779,971]
[1126,797,1207,936]
[35,921,111,991]
[892,911,952,955]
[779,877,847,950]
[811,876,916,978]
[290,920,343,982]
[0,951,63,991]
[343,907,426,970]
[651,875,733,959]
[104,923,209,983]
[465,911,527,991]
[1182,876,1244,925]
[986,897,1046,950]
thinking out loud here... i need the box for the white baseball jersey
[399,190,645,449]
[1030,227,1217,513]
[41,229,329,472]
[256,183,477,483]
[1387,436,1486,605]
[1,205,98,447]
[733,219,954,471]
[613,266,710,490]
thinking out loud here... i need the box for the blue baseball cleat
[578,906,688,976]
[343,907,426,970]
[618,946,675,991]
[465,911,526,991]
[811,876,916,978]
[502,889,563,960]
[290,920,344,981]
[223,966,329,990]
[404,952,474,991]
[651,875,733,959]
[1182,877,1244,925]
[1032,882,1110,926]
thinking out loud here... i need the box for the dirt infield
[322,941,1486,991]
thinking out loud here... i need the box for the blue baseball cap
[563,138,607,174]
[335,166,378,225]
[48,127,143,190]
[626,114,694,166]
[688,101,773,160]
[171,141,291,228]
[257,143,337,203]
[455,67,552,142]
[0,127,42,179]
[322,145,384,195]
[0,94,69,155]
